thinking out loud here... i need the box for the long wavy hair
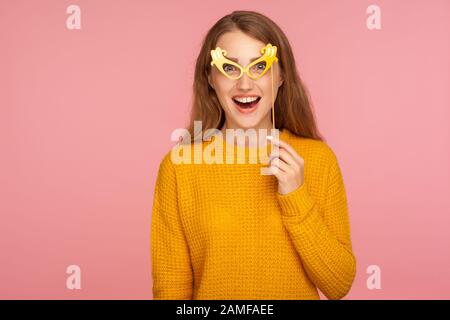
[185,10,324,142]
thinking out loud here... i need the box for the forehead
[216,31,266,63]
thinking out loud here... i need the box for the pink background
[1,0,449,299]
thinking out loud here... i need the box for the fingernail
[266,135,273,140]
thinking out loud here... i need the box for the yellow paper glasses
[210,43,278,80]
[210,43,279,131]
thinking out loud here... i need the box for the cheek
[258,78,275,98]
[212,77,234,100]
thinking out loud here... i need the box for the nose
[236,72,254,91]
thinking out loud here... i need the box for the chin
[223,102,271,130]
[234,118,264,130]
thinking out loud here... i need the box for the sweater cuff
[276,182,315,218]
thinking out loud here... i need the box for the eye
[249,61,267,77]
[223,63,237,73]
[256,62,266,71]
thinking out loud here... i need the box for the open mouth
[232,96,262,112]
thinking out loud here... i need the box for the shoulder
[282,130,346,190]
[156,147,179,176]
[157,139,201,171]
[154,151,173,186]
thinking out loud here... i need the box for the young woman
[151,10,356,300]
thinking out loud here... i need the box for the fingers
[270,157,292,174]
[267,136,304,165]
[265,136,305,192]
[267,160,284,179]
[270,148,299,172]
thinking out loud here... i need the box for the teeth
[234,96,259,103]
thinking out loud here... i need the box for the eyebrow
[226,56,260,63]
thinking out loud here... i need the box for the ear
[208,74,215,89]
[278,71,284,87]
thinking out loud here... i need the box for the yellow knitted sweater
[151,128,356,300]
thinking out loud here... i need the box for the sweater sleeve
[151,153,193,299]
[275,148,356,300]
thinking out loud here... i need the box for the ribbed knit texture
[151,128,356,300]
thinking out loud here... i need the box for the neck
[220,120,274,147]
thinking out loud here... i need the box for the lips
[232,96,261,114]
